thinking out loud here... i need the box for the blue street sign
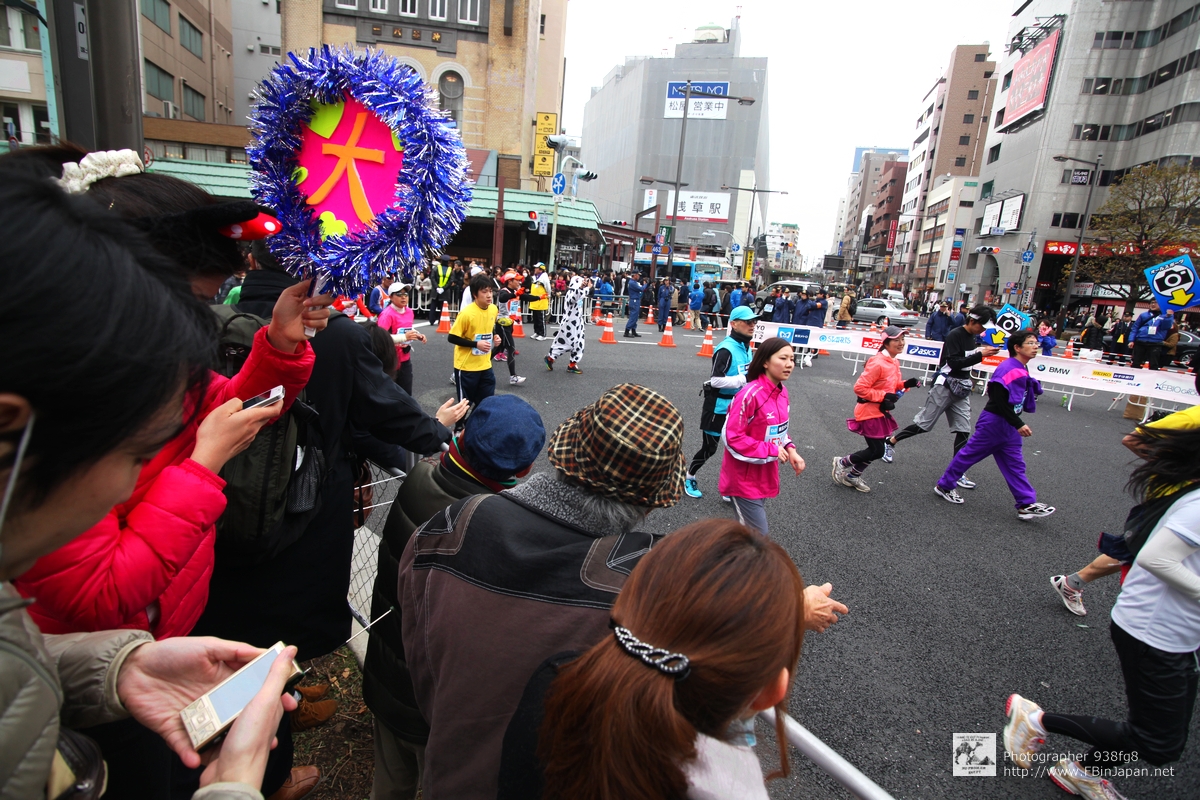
[651,245,672,255]
[1021,250,1035,263]
[666,81,729,98]
[551,172,566,195]
[730,243,741,253]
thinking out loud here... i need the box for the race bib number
[1148,325,1157,336]
[766,421,789,447]
[471,332,491,356]
[507,299,521,318]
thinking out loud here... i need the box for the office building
[232,0,283,126]
[0,5,50,146]
[282,0,568,190]
[576,18,770,277]
[863,159,909,289]
[892,44,997,292]
[969,0,1200,310]
[831,147,908,282]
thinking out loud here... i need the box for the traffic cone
[658,316,678,348]
[591,302,602,325]
[511,309,525,338]
[819,349,831,355]
[646,305,655,326]
[1063,339,1075,359]
[697,326,715,357]
[600,313,617,344]
[436,301,452,334]
[683,312,693,330]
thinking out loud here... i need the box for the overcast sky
[561,0,1014,264]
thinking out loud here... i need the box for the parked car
[1099,329,1199,366]
[852,297,921,327]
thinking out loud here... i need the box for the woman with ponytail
[498,519,808,800]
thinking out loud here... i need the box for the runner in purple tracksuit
[933,329,1056,520]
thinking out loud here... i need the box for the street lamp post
[1052,152,1103,333]
[722,184,787,282]
[644,81,753,281]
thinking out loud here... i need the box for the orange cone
[683,312,693,330]
[600,313,617,344]
[1063,339,1075,359]
[591,301,602,325]
[511,309,525,338]
[436,301,452,334]
[697,325,715,357]
[818,349,831,355]
[646,305,655,326]
[658,316,678,348]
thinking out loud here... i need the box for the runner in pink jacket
[719,338,806,535]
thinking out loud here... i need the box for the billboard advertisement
[981,201,1003,232]
[998,194,1025,232]
[1003,28,1061,129]
[886,220,898,252]
[643,189,731,223]
[664,82,730,119]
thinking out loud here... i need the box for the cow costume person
[545,276,587,374]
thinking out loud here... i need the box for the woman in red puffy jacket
[12,162,331,641]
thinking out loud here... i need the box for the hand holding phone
[115,637,299,771]
[191,393,283,474]
[241,385,285,410]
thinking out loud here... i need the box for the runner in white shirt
[1002,424,1200,800]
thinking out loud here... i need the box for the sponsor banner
[752,322,945,365]
[974,355,1200,404]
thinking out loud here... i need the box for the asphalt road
[404,318,1198,800]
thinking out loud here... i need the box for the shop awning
[146,158,253,199]
[466,186,604,243]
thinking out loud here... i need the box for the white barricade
[753,321,943,379]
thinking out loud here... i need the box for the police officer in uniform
[684,305,759,498]
[430,260,453,325]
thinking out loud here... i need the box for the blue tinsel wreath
[248,46,472,295]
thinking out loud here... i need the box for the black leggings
[1041,622,1200,767]
[688,432,721,476]
[848,437,886,470]
[496,327,517,376]
[892,425,969,452]
[395,359,413,395]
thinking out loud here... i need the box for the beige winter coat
[837,293,854,322]
[0,583,262,799]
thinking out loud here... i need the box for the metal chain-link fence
[348,461,408,628]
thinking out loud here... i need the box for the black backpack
[848,297,858,316]
[210,306,332,564]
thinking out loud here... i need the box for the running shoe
[544,355,554,371]
[882,442,894,463]
[721,495,731,504]
[1002,693,1046,771]
[844,473,871,493]
[1017,502,1056,520]
[449,373,457,385]
[956,475,977,490]
[567,364,582,374]
[493,352,508,362]
[509,375,526,385]
[934,485,965,504]
[1049,758,1127,799]
[684,478,702,499]
[1051,575,1087,616]
[831,456,849,486]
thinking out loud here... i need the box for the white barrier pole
[758,708,896,800]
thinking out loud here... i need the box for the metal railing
[757,708,896,800]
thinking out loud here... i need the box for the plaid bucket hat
[548,384,685,508]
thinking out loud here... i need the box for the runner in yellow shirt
[447,274,499,408]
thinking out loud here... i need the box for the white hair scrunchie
[58,149,145,194]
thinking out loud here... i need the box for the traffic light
[576,169,598,181]
[611,220,630,227]
[546,134,570,152]
[975,246,1001,254]
[527,210,539,231]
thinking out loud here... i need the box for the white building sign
[998,194,1025,232]
[664,81,730,119]
[980,200,1003,233]
[643,189,731,223]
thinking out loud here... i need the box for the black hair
[0,175,214,504]
[469,273,492,295]
[746,338,793,382]
[361,321,398,378]
[1126,426,1200,503]
[0,141,88,179]
[967,304,995,325]
[1007,328,1037,355]
[250,239,287,272]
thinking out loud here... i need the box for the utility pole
[87,0,142,151]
